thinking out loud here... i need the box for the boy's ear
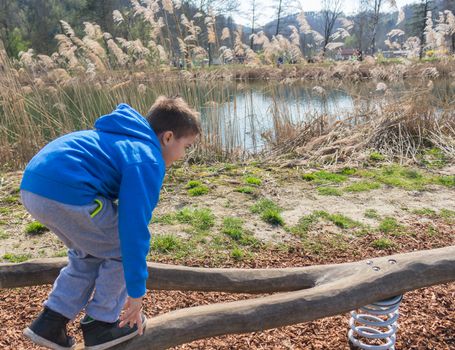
[160,131,174,145]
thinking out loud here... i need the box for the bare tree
[419,0,433,58]
[273,0,299,36]
[368,0,397,53]
[353,0,370,54]
[321,0,343,55]
[275,0,283,36]
[190,0,240,15]
[440,0,455,53]
[369,0,383,53]
[248,0,261,49]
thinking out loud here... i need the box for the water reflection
[198,80,453,152]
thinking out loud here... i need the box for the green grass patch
[372,238,395,250]
[302,170,348,184]
[151,213,176,225]
[188,185,209,196]
[186,180,202,188]
[315,211,362,229]
[176,207,215,231]
[378,217,401,233]
[2,253,31,263]
[231,247,244,261]
[364,209,380,220]
[244,176,262,186]
[222,217,244,241]
[222,217,259,246]
[25,221,48,235]
[317,186,342,196]
[439,209,455,223]
[344,181,381,192]
[251,198,281,214]
[0,230,9,239]
[185,180,210,196]
[358,165,431,191]
[261,209,284,226]
[151,234,183,253]
[235,186,256,194]
[53,249,68,257]
[420,148,448,168]
[339,167,357,175]
[223,163,236,171]
[251,199,284,226]
[0,207,10,214]
[302,240,325,255]
[426,225,439,237]
[412,208,437,217]
[369,152,385,162]
[436,175,455,187]
[290,213,320,237]
[291,211,362,234]
[2,195,19,204]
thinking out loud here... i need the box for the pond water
[197,79,454,152]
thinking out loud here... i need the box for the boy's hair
[146,96,201,138]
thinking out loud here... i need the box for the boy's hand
[119,296,144,335]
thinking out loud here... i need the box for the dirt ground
[0,163,454,349]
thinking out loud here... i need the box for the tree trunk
[275,0,282,36]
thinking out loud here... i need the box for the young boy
[20,96,201,350]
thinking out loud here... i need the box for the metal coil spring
[348,295,403,350]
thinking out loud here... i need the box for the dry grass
[267,89,455,166]
[1,39,455,168]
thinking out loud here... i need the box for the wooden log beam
[115,246,455,349]
[1,247,454,294]
[0,257,339,292]
[1,246,454,350]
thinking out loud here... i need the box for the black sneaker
[23,307,76,350]
[81,314,147,350]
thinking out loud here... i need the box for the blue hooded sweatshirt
[20,103,166,298]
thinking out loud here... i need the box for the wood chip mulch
[1,221,454,350]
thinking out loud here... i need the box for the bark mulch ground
[1,221,454,350]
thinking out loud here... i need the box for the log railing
[1,246,454,350]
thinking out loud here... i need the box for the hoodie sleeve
[118,162,164,298]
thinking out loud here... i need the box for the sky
[234,0,420,26]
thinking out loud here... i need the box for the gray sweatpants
[20,190,127,323]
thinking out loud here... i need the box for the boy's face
[159,131,197,167]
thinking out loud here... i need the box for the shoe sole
[84,316,148,350]
[23,327,76,350]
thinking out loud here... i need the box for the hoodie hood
[95,103,160,148]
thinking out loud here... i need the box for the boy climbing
[20,96,201,349]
